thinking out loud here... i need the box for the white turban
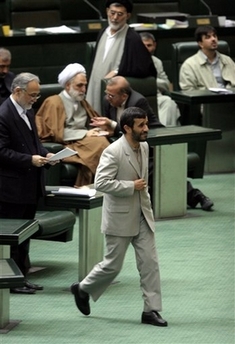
[58,63,86,87]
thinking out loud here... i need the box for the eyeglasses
[0,64,10,69]
[22,89,41,100]
[104,91,117,99]
[145,43,154,47]
[108,9,126,17]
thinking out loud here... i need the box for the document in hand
[48,147,77,161]
[51,187,96,197]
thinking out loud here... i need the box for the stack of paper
[51,187,96,197]
[209,88,233,94]
[35,25,77,34]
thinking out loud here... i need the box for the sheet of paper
[209,88,233,94]
[48,147,77,161]
[51,187,96,197]
[35,25,77,34]
[98,130,109,136]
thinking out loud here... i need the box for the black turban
[106,0,133,13]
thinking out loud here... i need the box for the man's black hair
[120,107,147,133]
[194,25,217,42]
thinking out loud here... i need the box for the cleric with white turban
[58,63,86,88]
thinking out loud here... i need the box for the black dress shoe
[187,188,213,211]
[141,311,168,327]
[10,286,36,294]
[25,280,44,290]
[70,282,90,315]
[199,193,214,211]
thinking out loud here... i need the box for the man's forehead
[109,4,126,11]
[203,31,216,37]
[106,84,119,92]
[74,73,87,82]
[133,117,147,124]
[27,80,40,90]
[0,57,10,63]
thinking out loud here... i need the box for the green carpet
[2,173,235,344]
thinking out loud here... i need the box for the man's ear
[14,86,21,95]
[198,41,203,49]
[123,124,131,133]
[127,13,131,21]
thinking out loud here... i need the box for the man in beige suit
[71,107,167,327]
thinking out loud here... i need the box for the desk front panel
[2,27,235,84]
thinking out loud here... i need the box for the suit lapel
[10,103,37,154]
[121,136,141,177]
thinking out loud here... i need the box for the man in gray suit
[71,107,168,327]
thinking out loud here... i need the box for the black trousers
[0,202,37,276]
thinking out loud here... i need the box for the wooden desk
[147,125,221,218]
[0,219,39,333]
[45,188,103,281]
[171,90,235,173]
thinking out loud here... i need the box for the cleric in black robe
[86,0,156,114]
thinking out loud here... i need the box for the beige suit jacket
[180,50,235,91]
[94,135,155,236]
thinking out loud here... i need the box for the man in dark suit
[90,76,162,137]
[0,72,57,294]
[0,47,15,105]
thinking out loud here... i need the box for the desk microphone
[199,0,212,16]
[83,0,104,21]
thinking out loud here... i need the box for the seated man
[36,63,109,186]
[90,75,162,137]
[91,76,213,211]
[140,32,181,127]
[180,25,235,91]
[0,47,15,105]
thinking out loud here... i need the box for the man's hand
[134,179,147,191]
[90,117,111,128]
[86,128,101,137]
[90,117,115,136]
[104,70,118,79]
[46,153,60,165]
[32,155,49,167]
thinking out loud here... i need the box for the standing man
[36,63,110,186]
[0,73,57,294]
[140,32,181,127]
[86,0,156,114]
[180,25,235,90]
[91,76,213,211]
[0,47,14,105]
[71,107,168,327]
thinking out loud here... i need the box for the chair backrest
[33,83,63,114]
[171,40,230,90]
[85,41,96,77]
[126,76,158,116]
